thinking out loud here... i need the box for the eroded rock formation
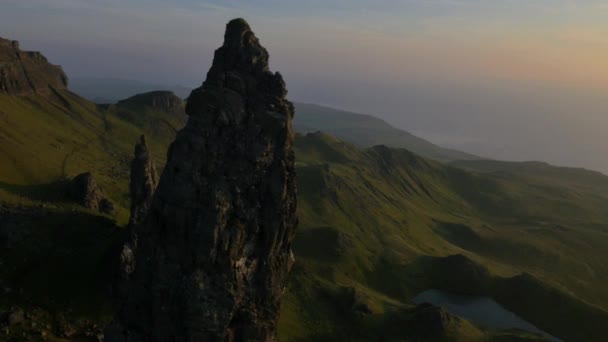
[0,38,68,95]
[128,135,158,227]
[106,18,297,341]
[68,172,114,214]
[117,135,159,293]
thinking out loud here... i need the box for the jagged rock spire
[116,135,159,296]
[128,135,158,227]
[106,18,297,342]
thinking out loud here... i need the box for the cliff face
[0,38,68,95]
[107,18,297,341]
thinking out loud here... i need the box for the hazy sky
[2,0,607,172]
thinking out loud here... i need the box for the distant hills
[69,78,480,162]
[293,103,480,162]
[2,37,608,341]
[70,77,191,104]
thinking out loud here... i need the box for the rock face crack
[106,18,297,342]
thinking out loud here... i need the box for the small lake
[413,289,561,341]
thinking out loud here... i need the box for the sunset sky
[2,0,607,172]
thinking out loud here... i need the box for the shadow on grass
[0,180,71,203]
[0,205,125,319]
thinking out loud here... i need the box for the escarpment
[106,18,297,341]
[0,38,68,95]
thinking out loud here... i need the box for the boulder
[68,172,114,214]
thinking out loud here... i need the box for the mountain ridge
[0,37,68,95]
[67,77,481,163]
[293,102,481,162]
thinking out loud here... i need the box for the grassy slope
[1,94,608,340]
[0,91,186,339]
[0,91,185,222]
[279,132,608,341]
[293,102,480,162]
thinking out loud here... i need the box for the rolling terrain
[281,132,608,341]
[1,40,608,341]
[67,77,478,163]
[292,103,480,162]
[70,78,191,104]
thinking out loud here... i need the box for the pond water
[413,289,561,341]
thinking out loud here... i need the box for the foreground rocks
[0,307,104,341]
[68,172,114,214]
[0,38,68,95]
[106,18,297,341]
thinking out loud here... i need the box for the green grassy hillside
[0,90,187,339]
[1,93,608,341]
[293,103,480,162]
[280,132,608,341]
[70,77,191,104]
[0,90,185,222]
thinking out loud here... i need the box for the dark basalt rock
[106,18,297,342]
[0,37,68,95]
[117,135,159,293]
[128,135,158,227]
[68,172,114,214]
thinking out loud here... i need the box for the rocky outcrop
[106,18,297,341]
[128,135,158,226]
[117,135,159,293]
[0,38,68,95]
[117,91,183,112]
[68,172,114,214]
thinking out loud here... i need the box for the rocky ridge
[106,18,297,341]
[0,38,68,95]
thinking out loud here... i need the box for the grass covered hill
[65,77,480,164]
[1,88,608,340]
[293,102,480,162]
[281,131,608,341]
